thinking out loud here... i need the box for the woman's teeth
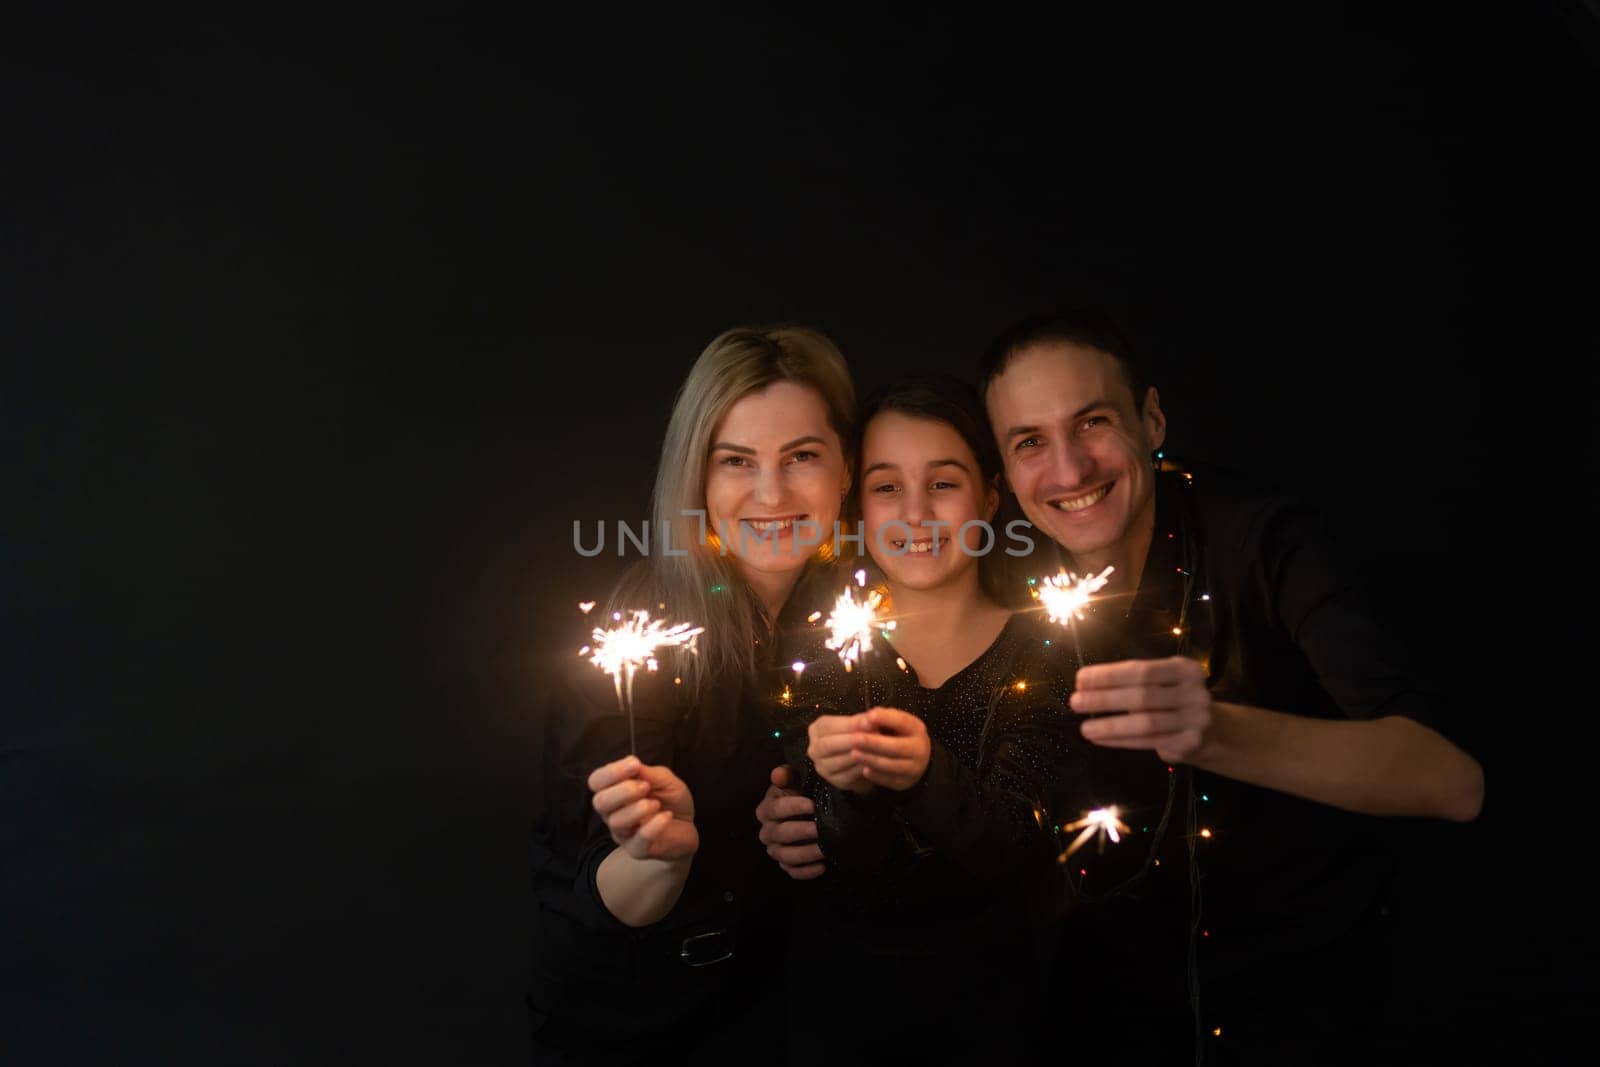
[747,518,796,532]
[1051,484,1112,512]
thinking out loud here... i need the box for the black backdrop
[4,5,1595,1064]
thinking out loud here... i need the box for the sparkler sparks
[1034,565,1115,663]
[585,608,704,753]
[824,569,891,673]
[1035,566,1116,626]
[1057,806,1132,862]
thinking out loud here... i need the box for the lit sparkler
[1057,806,1132,862]
[586,608,704,753]
[1034,565,1115,662]
[824,569,892,674]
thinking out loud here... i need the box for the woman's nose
[752,467,785,508]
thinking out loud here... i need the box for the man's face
[985,342,1166,564]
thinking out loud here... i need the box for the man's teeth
[1051,485,1112,512]
[747,518,796,532]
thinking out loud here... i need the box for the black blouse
[768,609,1079,1062]
[528,584,826,1053]
[775,610,1079,947]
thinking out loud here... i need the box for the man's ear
[1142,386,1168,452]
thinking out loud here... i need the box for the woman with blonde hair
[529,325,856,1064]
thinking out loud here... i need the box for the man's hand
[588,755,700,862]
[1070,656,1214,764]
[755,765,825,880]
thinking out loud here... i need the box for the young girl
[776,375,1078,1064]
[529,326,855,1064]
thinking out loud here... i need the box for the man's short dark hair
[978,309,1148,413]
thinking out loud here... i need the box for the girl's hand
[806,712,877,795]
[851,706,932,792]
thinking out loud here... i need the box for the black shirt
[1053,461,1470,1061]
[773,610,1078,1062]
[528,588,820,1060]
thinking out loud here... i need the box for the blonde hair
[610,325,856,697]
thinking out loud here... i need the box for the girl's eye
[930,481,958,491]
[870,483,898,494]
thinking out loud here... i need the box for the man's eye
[1081,416,1109,431]
[1015,436,1042,451]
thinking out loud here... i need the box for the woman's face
[703,380,850,585]
[860,411,998,593]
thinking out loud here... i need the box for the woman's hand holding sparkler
[808,707,931,793]
[588,755,700,862]
[1069,656,1215,763]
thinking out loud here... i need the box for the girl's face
[859,411,998,593]
[703,380,850,585]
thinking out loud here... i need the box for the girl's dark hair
[860,374,1003,486]
[856,374,1028,607]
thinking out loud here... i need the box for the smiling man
[982,310,1485,1065]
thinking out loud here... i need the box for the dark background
[4,4,1595,1064]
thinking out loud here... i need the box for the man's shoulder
[1178,459,1315,554]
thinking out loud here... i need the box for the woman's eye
[787,450,818,464]
[718,455,749,467]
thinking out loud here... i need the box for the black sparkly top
[775,611,1080,948]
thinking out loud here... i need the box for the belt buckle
[680,929,733,967]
